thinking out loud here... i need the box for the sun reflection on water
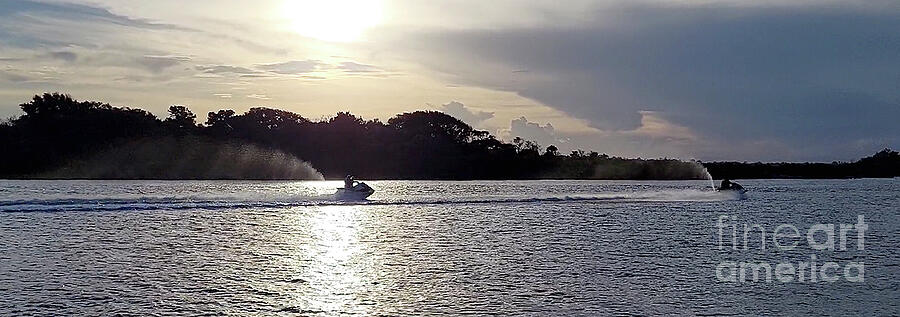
[300,205,370,315]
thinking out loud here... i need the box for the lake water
[1,179,897,315]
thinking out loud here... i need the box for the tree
[205,109,235,136]
[3,92,898,180]
[513,137,540,154]
[241,107,309,131]
[3,93,160,176]
[389,111,477,144]
[544,145,559,156]
[206,109,235,126]
[20,93,79,117]
[164,105,197,130]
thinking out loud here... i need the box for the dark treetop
[1,93,897,180]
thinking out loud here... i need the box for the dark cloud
[48,51,77,62]
[257,60,324,74]
[384,2,900,160]
[439,101,494,127]
[238,74,272,78]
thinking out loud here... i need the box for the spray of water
[39,136,324,180]
[692,162,716,191]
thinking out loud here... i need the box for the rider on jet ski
[337,174,375,199]
[344,175,358,189]
[720,179,733,190]
[719,179,743,191]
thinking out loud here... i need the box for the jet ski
[717,180,747,195]
[335,182,375,200]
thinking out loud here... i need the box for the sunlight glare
[282,0,384,42]
[302,205,369,314]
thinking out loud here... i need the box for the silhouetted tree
[205,109,235,136]
[1,92,897,180]
[513,137,540,155]
[1,93,160,176]
[164,105,197,132]
[544,145,559,157]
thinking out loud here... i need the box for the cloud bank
[377,1,900,160]
[438,101,494,127]
[2,0,898,161]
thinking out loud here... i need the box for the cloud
[1,71,31,83]
[509,116,569,149]
[501,112,704,159]
[1,0,896,161]
[378,1,900,160]
[138,55,190,73]
[438,101,494,127]
[0,0,189,31]
[196,65,259,75]
[338,61,379,73]
[628,111,697,143]
[48,51,77,62]
[0,0,203,82]
[246,94,270,100]
[257,60,324,75]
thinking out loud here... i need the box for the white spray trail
[691,161,716,191]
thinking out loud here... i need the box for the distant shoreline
[3,93,898,180]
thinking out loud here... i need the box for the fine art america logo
[715,215,867,283]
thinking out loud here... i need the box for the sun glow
[282,0,384,42]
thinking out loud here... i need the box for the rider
[720,179,733,190]
[344,175,357,189]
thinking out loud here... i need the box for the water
[0,179,897,315]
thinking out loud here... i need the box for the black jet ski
[335,182,375,200]
[716,180,747,195]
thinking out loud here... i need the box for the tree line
[1,93,896,180]
[703,149,899,179]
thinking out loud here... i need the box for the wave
[0,190,742,213]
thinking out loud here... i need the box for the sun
[282,0,384,42]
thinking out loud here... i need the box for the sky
[1,0,897,162]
